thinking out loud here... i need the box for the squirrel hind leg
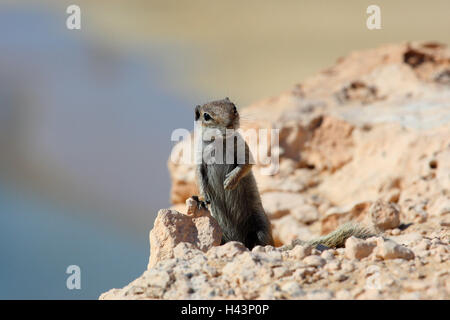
[243,223,274,249]
[243,230,272,250]
[256,229,274,247]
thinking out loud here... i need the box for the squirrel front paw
[224,173,239,190]
[191,195,208,209]
[186,195,210,216]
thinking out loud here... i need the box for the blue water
[0,183,148,299]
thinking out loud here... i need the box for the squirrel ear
[195,105,201,120]
[225,97,230,101]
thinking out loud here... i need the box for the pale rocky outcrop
[369,200,401,232]
[345,236,415,261]
[147,198,222,269]
[101,42,450,300]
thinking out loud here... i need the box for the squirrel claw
[223,175,238,190]
[190,195,208,210]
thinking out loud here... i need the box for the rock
[251,245,265,254]
[321,202,371,235]
[345,236,377,260]
[145,269,171,288]
[280,281,305,298]
[390,232,423,247]
[207,241,248,260]
[364,265,382,277]
[148,205,222,269]
[369,199,401,231]
[291,204,320,224]
[428,196,450,217]
[272,266,290,279]
[335,289,353,300]
[435,150,450,191]
[101,42,450,300]
[307,289,334,300]
[261,192,309,220]
[167,135,198,205]
[303,255,326,268]
[341,261,356,273]
[404,280,430,292]
[374,237,415,260]
[271,215,314,246]
[252,249,283,265]
[414,238,431,251]
[408,205,428,223]
[440,219,450,227]
[302,116,355,172]
[330,272,348,282]
[324,260,341,272]
[399,292,422,300]
[289,245,312,259]
[321,250,335,261]
[173,242,204,259]
[99,289,125,300]
[185,197,202,216]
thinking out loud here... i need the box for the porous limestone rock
[147,199,222,269]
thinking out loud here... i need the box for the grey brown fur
[193,98,274,249]
[192,98,373,250]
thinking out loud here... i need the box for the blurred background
[0,0,449,299]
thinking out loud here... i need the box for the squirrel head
[195,98,240,135]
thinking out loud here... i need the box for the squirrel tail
[305,222,374,248]
[283,222,374,250]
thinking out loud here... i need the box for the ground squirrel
[192,98,373,250]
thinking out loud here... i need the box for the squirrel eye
[232,105,237,114]
[203,113,212,121]
[195,110,200,120]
